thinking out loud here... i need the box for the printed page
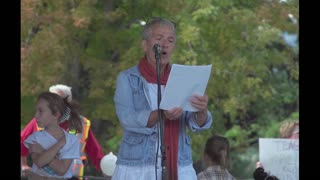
[159,64,212,112]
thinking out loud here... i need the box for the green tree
[21,0,298,178]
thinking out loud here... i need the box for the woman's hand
[163,107,183,120]
[190,94,208,112]
[256,161,264,168]
[190,94,209,126]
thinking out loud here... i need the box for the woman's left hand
[190,94,208,111]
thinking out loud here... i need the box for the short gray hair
[142,17,176,41]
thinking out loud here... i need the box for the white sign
[259,138,299,180]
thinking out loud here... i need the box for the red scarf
[138,57,179,180]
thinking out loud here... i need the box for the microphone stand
[155,51,167,180]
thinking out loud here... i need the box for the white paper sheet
[159,64,212,112]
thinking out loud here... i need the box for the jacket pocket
[129,75,148,111]
[118,135,146,160]
[180,135,192,160]
[132,89,148,111]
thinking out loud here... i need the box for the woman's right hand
[256,161,264,168]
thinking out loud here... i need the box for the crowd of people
[21,17,299,180]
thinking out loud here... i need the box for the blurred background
[21,0,299,179]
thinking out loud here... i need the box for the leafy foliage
[21,0,298,178]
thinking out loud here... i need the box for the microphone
[153,44,162,59]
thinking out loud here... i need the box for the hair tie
[59,107,71,123]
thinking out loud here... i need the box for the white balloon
[100,152,117,176]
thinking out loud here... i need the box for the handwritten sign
[259,138,299,180]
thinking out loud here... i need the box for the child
[24,92,83,179]
[197,135,236,180]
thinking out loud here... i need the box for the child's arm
[30,135,66,168]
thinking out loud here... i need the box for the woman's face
[142,24,176,67]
